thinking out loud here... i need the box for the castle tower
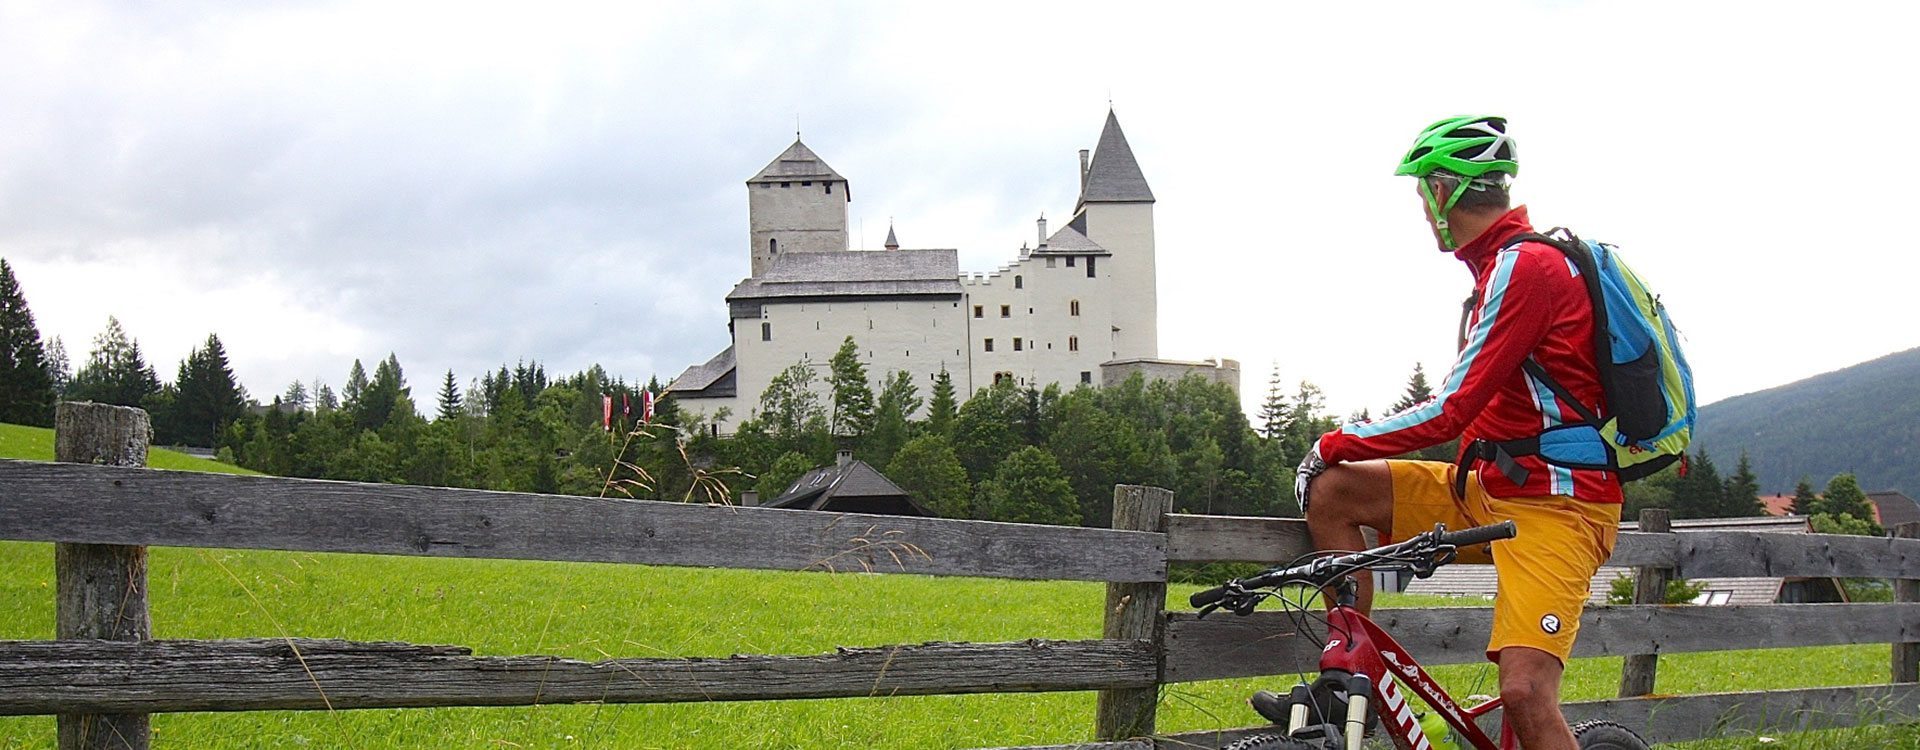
[1070,110,1158,359]
[747,139,850,277]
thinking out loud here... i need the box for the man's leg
[1303,460,1395,612]
[1498,647,1576,750]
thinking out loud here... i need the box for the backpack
[1466,228,1696,487]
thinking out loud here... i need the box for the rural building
[1867,490,1920,528]
[1400,516,1849,605]
[758,450,931,517]
[667,112,1237,434]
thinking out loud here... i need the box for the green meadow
[1,424,1914,748]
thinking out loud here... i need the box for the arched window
[1015,275,1023,289]
[769,238,778,255]
[1070,299,1081,316]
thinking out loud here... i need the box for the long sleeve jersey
[1317,207,1623,504]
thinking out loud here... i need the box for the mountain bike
[1189,521,1650,750]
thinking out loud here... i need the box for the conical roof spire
[1077,110,1155,206]
[884,223,899,250]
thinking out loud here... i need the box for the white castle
[667,111,1237,434]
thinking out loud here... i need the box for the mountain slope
[1694,346,1920,495]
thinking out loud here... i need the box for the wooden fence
[2,402,1919,749]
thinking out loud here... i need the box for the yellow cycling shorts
[1385,460,1620,664]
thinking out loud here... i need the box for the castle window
[1066,256,1076,267]
[1000,305,1010,318]
[994,371,1013,385]
[825,183,833,194]
[1046,257,1056,268]
[984,338,994,352]
[973,305,983,318]
[1015,275,1023,289]
[1013,338,1023,351]
[1069,336,1079,352]
[1086,257,1097,278]
[802,181,812,187]
[1081,371,1093,384]
[770,238,778,254]
[1070,299,1081,316]
[780,182,790,188]
[761,322,772,341]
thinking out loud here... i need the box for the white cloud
[2,0,1915,419]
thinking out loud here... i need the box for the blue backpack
[1466,228,1696,488]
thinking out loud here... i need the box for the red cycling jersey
[1317,206,1623,504]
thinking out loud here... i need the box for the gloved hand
[1295,440,1328,516]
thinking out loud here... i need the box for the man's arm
[1317,248,1558,463]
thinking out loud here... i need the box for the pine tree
[342,360,369,413]
[1790,478,1818,516]
[1668,449,1725,519]
[927,369,957,437]
[1390,363,1435,414]
[1257,364,1286,440]
[170,333,248,447]
[68,316,161,408]
[283,381,310,412]
[0,259,56,426]
[45,336,71,398]
[826,336,874,437]
[314,382,338,412]
[436,370,462,421]
[865,371,921,468]
[1720,451,1763,517]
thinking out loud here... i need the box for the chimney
[1079,149,1090,191]
[836,449,853,468]
[741,490,760,507]
[1037,213,1048,248]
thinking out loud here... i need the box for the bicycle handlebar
[1187,521,1516,610]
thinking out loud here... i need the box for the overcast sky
[4,1,1916,420]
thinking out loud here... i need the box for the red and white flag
[602,395,613,431]
[622,392,631,419]
[642,390,656,423]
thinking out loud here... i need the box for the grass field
[0,422,260,475]
[2,423,1915,748]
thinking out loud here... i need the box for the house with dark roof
[760,450,932,517]
[1868,490,1920,529]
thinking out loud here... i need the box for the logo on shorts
[1540,614,1562,634]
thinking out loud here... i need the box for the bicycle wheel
[1221,733,1322,750]
[1572,720,1651,750]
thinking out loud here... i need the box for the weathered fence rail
[4,403,1920,748]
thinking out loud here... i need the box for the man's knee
[1498,647,1564,711]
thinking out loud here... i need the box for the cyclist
[1291,115,1621,750]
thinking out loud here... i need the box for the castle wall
[748,180,848,276]
[730,296,967,426]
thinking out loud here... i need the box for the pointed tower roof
[1077,110,1155,206]
[884,223,900,250]
[748,139,846,184]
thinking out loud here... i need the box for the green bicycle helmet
[1398,115,1518,249]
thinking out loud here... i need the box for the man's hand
[1295,440,1328,515]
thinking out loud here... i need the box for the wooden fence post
[1895,522,1920,684]
[54,402,153,750]
[1095,485,1173,742]
[1619,508,1673,698]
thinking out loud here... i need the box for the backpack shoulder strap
[1503,228,1612,429]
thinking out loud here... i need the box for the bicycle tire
[1572,719,1651,750]
[1220,733,1322,750]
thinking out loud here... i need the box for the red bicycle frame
[1320,604,1513,750]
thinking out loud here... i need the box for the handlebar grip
[1190,586,1230,608]
[1438,520,1517,547]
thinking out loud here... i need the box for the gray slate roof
[749,139,845,183]
[727,250,962,301]
[1078,110,1155,205]
[1869,491,1920,529]
[1033,224,1112,256]
[767,459,933,516]
[665,345,735,395]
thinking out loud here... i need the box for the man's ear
[1426,177,1453,210]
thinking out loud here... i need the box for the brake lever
[1196,602,1224,619]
